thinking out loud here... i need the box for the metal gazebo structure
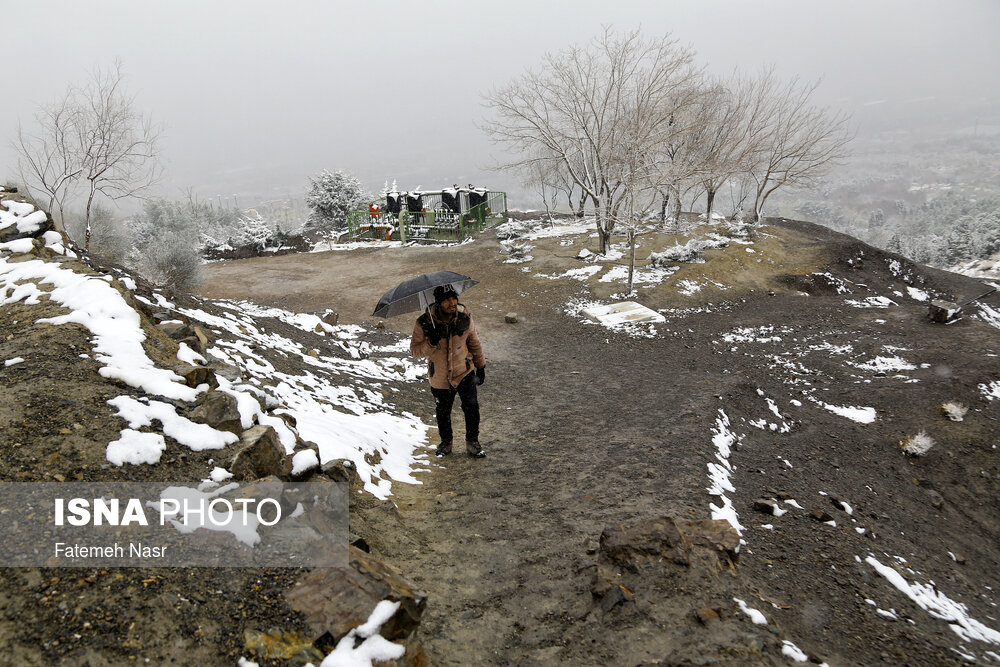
[347,185,507,243]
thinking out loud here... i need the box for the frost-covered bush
[500,240,533,262]
[900,430,935,456]
[139,231,203,291]
[232,212,273,251]
[725,220,755,239]
[938,401,968,422]
[304,169,371,233]
[494,220,527,240]
[125,199,204,290]
[649,235,729,265]
[65,204,131,263]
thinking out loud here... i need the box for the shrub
[900,430,935,457]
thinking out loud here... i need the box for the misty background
[3,0,999,241]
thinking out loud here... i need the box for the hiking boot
[435,441,453,457]
[466,440,486,458]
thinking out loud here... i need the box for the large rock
[928,300,960,323]
[158,321,193,340]
[208,360,242,382]
[189,390,243,434]
[0,199,53,243]
[175,363,219,389]
[286,546,427,649]
[230,426,291,480]
[590,516,790,665]
[592,517,740,598]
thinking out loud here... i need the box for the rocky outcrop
[230,425,292,480]
[189,390,243,434]
[591,517,790,665]
[0,198,54,243]
[286,546,427,665]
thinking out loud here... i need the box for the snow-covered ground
[1,234,431,500]
[1,199,428,664]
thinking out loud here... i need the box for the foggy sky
[3,0,998,210]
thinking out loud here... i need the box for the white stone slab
[581,301,665,326]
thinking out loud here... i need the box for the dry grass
[519,218,831,306]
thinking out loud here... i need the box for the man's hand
[475,366,486,386]
[421,319,443,346]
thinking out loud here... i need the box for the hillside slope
[199,215,1000,665]
[3,197,1000,665]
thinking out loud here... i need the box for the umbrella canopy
[372,270,478,318]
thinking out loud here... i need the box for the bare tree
[521,155,563,225]
[484,28,703,255]
[13,90,84,229]
[692,80,753,222]
[13,60,161,248]
[651,87,712,228]
[744,72,853,222]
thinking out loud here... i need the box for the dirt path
[379,311,737,664]
[204,242,789,663]
[198,222,1000,665]
[201,235,742,663]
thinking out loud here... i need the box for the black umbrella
[372,271,478,318]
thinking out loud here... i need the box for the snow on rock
[177,341,207,366]
[0,238,35,254]
[866,555,1000,646]
[845,296,897,308]
[782,640,810,662]
[0,258,201,401]
[107,395,238,457]
[106,429,167,466]
[177,302,430,499]
[733,598,767,625]
[318,599,406,666]
[707,409,744,537]
[0,199,49,237]
[292,449,320,476]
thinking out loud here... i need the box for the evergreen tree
[305,169,371,233]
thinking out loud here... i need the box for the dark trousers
[431,373,479,443]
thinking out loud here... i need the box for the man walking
[411,285,487,458]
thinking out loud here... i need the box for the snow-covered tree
[305,169,371,233]
[233,212,273,250]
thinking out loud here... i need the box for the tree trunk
[575,192,586,219]
[84,193,94,251]
[593,198,611,255]
[627,227,636,296]
[671,185,683,227]
[705,188,716,223]
[659,192,668,227]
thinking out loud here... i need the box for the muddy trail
[6,199,1000,665]
[198,218,1000,665]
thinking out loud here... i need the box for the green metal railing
[345,191,508,243]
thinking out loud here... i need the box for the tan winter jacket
[410,304,486,389]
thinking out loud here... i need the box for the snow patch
[867,555,1000,646]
